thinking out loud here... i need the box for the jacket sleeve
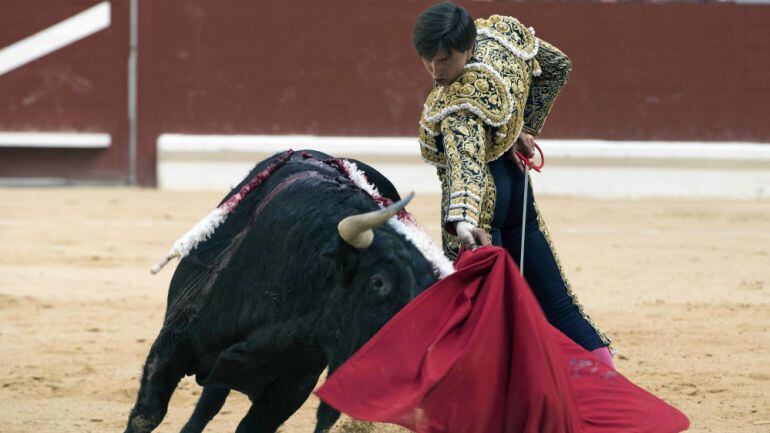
[441,109,487,234]
[523,39,572,136]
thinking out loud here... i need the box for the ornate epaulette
[475,15,539,62]
[423,63,512,128]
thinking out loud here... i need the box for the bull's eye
[370,274,391,296]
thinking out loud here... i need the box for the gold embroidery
[418,126,444,167]
[425,64,510,127]
[523,40,572,135]
[475,15,539,61]
[443,111,487,226]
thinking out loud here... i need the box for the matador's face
[421,47,473,87]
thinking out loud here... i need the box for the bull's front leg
[124,335,192,433]
[235,367,323,433]
[314,362,343,433]
[314,401,341,433]
[179,386,230,433]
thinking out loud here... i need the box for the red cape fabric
[316,247,689,433]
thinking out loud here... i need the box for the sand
[0,187,768,433]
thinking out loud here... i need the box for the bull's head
[327,192,438,367]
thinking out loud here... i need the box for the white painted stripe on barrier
[157,134,770,161]
[0,132,111,148]
[158,134,417,156]
[532,165,770,199]
[541,139,770,161]
[158,160,770,199]
[0,2,111,77]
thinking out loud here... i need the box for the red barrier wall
[0,0,129,182]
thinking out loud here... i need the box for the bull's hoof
[125,415,159,433]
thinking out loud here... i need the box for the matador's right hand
[455,221,492,251]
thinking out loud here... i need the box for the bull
[123,150,447,433]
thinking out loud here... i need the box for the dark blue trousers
[489,156,608,351]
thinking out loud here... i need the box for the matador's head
[413,1,476,87]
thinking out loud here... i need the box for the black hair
[412,2,476,59]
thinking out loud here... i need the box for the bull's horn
[337,192,415,249]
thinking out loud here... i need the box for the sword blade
[519,165,529,274]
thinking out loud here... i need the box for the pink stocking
[591,347,615,369]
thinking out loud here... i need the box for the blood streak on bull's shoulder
[150,150,295,274]
[219,150,297,213]
[150,150,454,279]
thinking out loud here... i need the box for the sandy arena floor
[0,187,768,433]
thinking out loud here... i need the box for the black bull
[124,150,439,433]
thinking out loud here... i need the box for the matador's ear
[465,44,475,61]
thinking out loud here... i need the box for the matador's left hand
[507,132,536,172]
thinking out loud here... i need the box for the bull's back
[163,156,367,335]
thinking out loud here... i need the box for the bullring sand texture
[0,188,768,433]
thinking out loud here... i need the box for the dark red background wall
[0,0,129,181]
[1,1,769,186]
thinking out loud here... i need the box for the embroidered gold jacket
[418,15,572,258]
